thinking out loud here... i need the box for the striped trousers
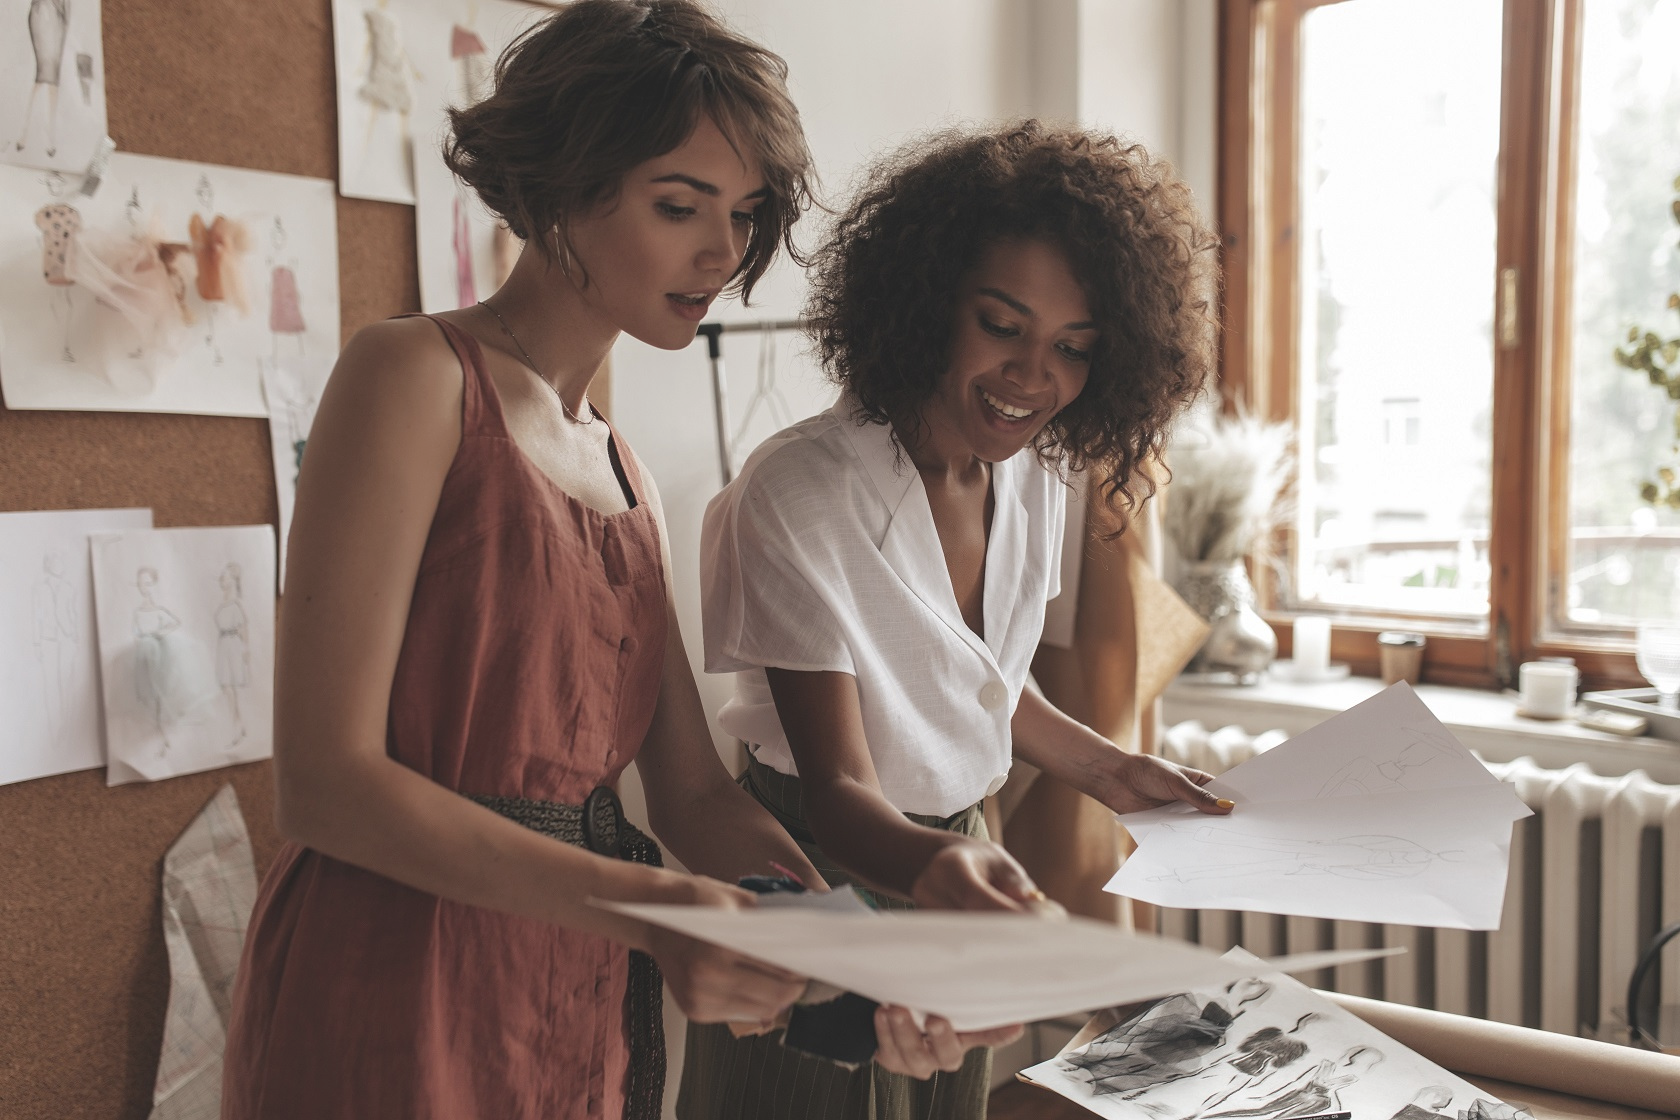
[677,754,993,1120]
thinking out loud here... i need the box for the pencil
[1289,1112,1351,1120]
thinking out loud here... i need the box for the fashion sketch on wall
[411,0,544,311]
[0,153,339,416]
[0,0,108,175]
[1021,951,1534,1120]
[333,0,427,203]
[0,508,151,787]
[259,354,335,589]
[91,525,275,785]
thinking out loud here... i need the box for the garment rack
[694,319,805,483]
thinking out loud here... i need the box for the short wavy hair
[804,121,1218,519]
[443,0,813,301]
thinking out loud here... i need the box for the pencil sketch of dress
[1146,825,1464,883]
[1064,979,1273,1097]
[1189,1014,1321,1116]
[1388,1085,1455,1120]
[360,3,413,114]
[15,0,69,157]
[1204,1046,1383,1119]
[1316,730,1457,798]
[35,200,79,360]
[32,549,78,747]
[134,566,183,751]
[215,562,249,744]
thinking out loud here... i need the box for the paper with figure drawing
[0,153,338,416]
[1019,948,1532,1120]
[597,899,1396,1033]
[91,525,275,785]
[260,355,335,589]
[0,507,151,787]
[0,0,108,175]
[1106,683,1532,929]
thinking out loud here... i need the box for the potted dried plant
[1163,406,1294,681]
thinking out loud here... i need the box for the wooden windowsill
[1162,673,1680,785]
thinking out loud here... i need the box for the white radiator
[1150,720,1680,1043]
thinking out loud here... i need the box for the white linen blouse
[700,398,1066,817]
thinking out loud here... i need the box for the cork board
[0,1,416,1115]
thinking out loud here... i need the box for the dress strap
[393,312,507,439]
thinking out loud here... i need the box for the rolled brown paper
[1325,992,1680,1113]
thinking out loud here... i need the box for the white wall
[612,0,1219,798]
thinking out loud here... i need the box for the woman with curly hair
[223,4,830,1118]
[686,121,1231,1118]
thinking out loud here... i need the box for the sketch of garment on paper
[1316,726,1459,798]
[268,217,305,356]
[15,0,70,157]
[31,548,79,749]
[35,200,80,360]
[1204,1046,1384,1119]
[75,50,92,104]
[67,207,194,375]
[450,19,490,104]
[188,177,252,364]
[133,566,213,755]
[214,562,249,745]
[1388,1086,1456,1120]
[1062,979,1274,1097]
[1182,1013,1321,1118]
[1145,824,1465,883]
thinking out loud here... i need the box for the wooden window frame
[1217,0,1645,691]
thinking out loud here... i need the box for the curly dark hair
[443,0,813,301]
[804,120,1218,519]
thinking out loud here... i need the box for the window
[1219,0,1680,689]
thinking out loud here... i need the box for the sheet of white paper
[0,507,151,786]
[333,0,426,203]
[1019,948,1531,1120]
[1110,683,1531,929]
[1109,785,1522,929]
[410,0,546,312]
[149,784,258,1120]
[259,354,335,589]
[90,525,276,785]
[599,900,1396,1032]
[0,153,339,416]
[0,0,109,175]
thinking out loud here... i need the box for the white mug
[1518,661,1578,720]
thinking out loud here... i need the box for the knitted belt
[471,787,665,1120]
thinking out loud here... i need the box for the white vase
[1176,560,1277,683]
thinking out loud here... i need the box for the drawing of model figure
[1316,728,1457,798]
[35,199,80,361]
[1185,1013,1321,1117]
[1147,824,1465,883]
[1204,1045,1383,1119]
[268,217,305,357]
[134,566,183,753]
[188,175,252,365]
[15,0,69,158]
[1065,979,1273,1097]
[214,562,249,745]
[356,0,422,185]
[32,548,78,748]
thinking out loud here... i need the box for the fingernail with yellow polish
[1216,799,1235,809]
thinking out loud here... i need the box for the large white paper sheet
[1020,948,1532,1120]
[0,0,108,175]
[1108,684,1532,930]
[149,784,258,1120]
[0,153,339,416]
[91,525,275,785]
[0,507,150,786]
[260,355,335,589]
[600,900,1396,1032]
[411,0,545,312]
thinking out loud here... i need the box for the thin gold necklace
[477,299,594,425]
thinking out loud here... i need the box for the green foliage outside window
[1616,176,1680,509]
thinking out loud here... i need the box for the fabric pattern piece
[35,202,81,286]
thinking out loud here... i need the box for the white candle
[1293,616,1331,674]
[1519,661,1578,719]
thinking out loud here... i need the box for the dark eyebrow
[651,173,770,202]
[978,286,1097,332]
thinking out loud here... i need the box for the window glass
[1561,0,1680,628]
[1290,0,1503,618]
